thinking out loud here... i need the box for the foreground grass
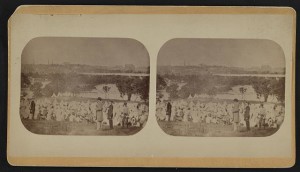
[22,119,143,135]
[157,121,279,137]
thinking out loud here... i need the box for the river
[79,72,149,76]
[213,73,285,78]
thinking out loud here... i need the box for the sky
[157,38,285,68]
[22,37,149,67]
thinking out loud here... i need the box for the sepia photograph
[156,38,285,137]
[7,6,295,167]
[20,37,150,135]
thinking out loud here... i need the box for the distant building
[125,64,135,71]
[63,62,71,65]
[260,65,272,72]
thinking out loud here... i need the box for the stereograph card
[7,5,295,167]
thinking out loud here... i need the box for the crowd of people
[156,98,285,131]
[20,95,285,132]
[20,97,149,130]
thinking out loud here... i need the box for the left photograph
[19,37,150,135]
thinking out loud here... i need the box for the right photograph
[156,38,286,137]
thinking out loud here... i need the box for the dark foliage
[22,73,149,101]
[158,74,285,102]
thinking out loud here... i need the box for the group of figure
[156,98,285,132]
[20,97,149,130]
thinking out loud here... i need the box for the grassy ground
[157,121,279,137]
[21,119,142,135]
[21,119,279,137]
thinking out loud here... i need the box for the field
[157,121,279,137]
[22,119,142,135]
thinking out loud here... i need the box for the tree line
[21,72,149,102]
[157,74,285,103]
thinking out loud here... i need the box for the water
[79,72,149,77]
[213,73,285,78]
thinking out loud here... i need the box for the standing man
[232,99,240,132]
[29,99,36,120]
[107,101,114,129]
[258,103,266,129]
[244,102,251,131]
[166,101,172,122]
[122,102,129,128]
[274,105,284,129]
[96,97,104,130]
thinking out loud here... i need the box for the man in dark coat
[107,101,114,129]
[244,102,251,131]
[166,101,172,121]
[30,100,36,120]
[122,102,129,128]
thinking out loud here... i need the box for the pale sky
[158,39,285,68]
[22,37,149,67]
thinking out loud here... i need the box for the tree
[135,76,149,101]
[102,85,111,99]
[178,84,193,99]
[116,76,150,102]
[272,78,285,103]
[72,86,81,96]
[156,75,167,90]
[239,87,247,100]
[176,75,208,99]
[116,77,136,101]
[41,84,54,97]
[21,73,31,88]
[166,84,179,99]
[156,92,164,100]
[206,86,217,98]
[30,82,43,97]
[48,73,67,95]
[251,78,274,102]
